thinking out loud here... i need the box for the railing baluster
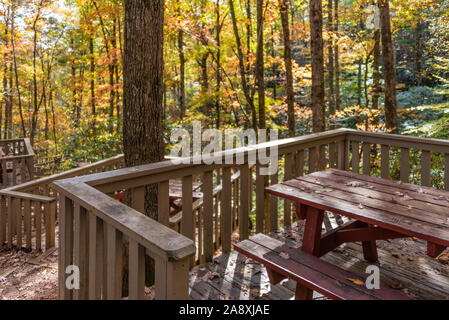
[255,163,265,234]
[131,186,145,214]
[105,223,122,300]
[270,169,279,232]
[362,142,371,175]
[421,150,431,187]
[182,175,194,241]
[400,148,410,183]
[352,141,360,174]
[15,198,22,249]
[203,170,214,262]
[337,140,345,170]
[239,164,250,240]
[12,159,17,186]
[2,159,7,188]
[284,153,294,228]
[129,239,145,300]
[198,207,204,265]
[24,199,31,250]
[221,167,232,253]
[88,213,102,300]
[381,145,390,179]
[74,204,89,300]
[59,195,74,300]
[44,202,56,250]
[319,145,326,171]
[158,181,170,226]
[0,196,5,244]
[7,196,13,248]
[296,149,304,176]
[308,147,317,173]
[35,201,42,251]
[445,154,449,191]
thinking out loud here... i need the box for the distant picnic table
[115,179,203,216]
[266,168,449,260]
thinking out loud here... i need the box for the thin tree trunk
[310,0,325,133]
[2,6,10,139]
[89,36,96,132]
[10,5,26,137]
[280,0,296,137]
[414,22,422,86]
[228,0,256,129]
[357,58,362,106]
[379,0,398,133]
[31,10,41,145]
[327,0,335,115]
[215,1,221,128]
[372,29,380,111]
[256,0,265,129]
[334,0,340,111]
[178,28,186,120]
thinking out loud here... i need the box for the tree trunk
[414,22,422,86]
[372,29,380,111]
[228,0,257,129]
[90,36,96,132]
[256,0,265,129]
[280,0,296,137]
[2,6,10,139]
[178,29,186,120]
[215,1,221,128]
[327,0,335,115]
[379,0,398,133]
[357,58,362,107]
[10,5,26,137]
[334,0,340,111]
[309,0,325,133]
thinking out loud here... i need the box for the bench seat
[234,233,412,300]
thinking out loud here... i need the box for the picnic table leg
[296,206,324,300]
[427,242,446,258]
[359,222,378,262]
[295,203,306,220]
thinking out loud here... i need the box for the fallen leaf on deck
[279,252,290,259]
[437,254,449,264]
[358,203,364,209]
[418,257,427,263]
[403,195,413,201]
[346,278,364,286]
[390,282,404,290]
[346,181,364,187]
[395,192,405,197]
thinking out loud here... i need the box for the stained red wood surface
[266,169,449,249]
[234,234,412,300]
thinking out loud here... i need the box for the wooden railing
[0,155,125,251]
[0,138,35,188]
[52,128,449,300]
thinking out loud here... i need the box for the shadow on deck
[189,218,449,300]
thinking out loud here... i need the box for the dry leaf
[358,203,364,209]
[418,257,427,263]
[407,205,414,210]
[395,192,404,197]
[403,195,413,201]
[279,252,290,259]
[390,282,404,290]
[437,254,449,264]
[346,181,364,187]
[347,278,364,286]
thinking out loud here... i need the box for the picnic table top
[266,168,449,248]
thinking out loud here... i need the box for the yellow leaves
[346,278,364,286]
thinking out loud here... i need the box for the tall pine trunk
[279,0,296,137]
[327,0,335,115]
[379,0,398,133]
[310,0,325,133]
[256,0,265,129]
[334,0,340,111]
[372,29,380,111]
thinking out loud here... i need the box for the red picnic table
[115,180,203,216]
[266,168,449,261]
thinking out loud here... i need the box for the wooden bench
[234,234,412,300]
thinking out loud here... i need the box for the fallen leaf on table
[279,252,290,259]
[390,198,398,204]
[418,257,427,263]
[358,203,364,209]
[390,282,404,290]
[407,205,414,210]
[346,181,364,187]
[395,192,404,197]
[437,254,449,264]
[418,188,423,194]
[403,195,413,201]
[347,278,364,286]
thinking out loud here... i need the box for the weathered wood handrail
[0,154,125,251]
[50,128,449,300]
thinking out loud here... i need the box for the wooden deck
[189,217,449,300]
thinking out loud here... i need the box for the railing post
[239,164,250,240]
[221,167,232,253]
[155,257,190,300]
[58,194,74,300]
[203,170,214,262]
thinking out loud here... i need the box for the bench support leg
[295,283,313,300]
[266,268,287,285]
[359,222,378,262]
[427,242,446,258]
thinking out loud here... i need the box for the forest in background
[0,0,448,171]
